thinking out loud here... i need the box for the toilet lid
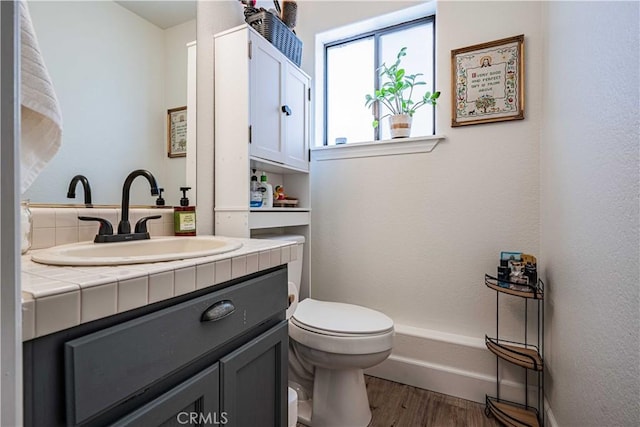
[292,299,393,335]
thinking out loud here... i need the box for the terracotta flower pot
[389,114,412,138]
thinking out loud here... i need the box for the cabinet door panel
[250,33,284,163]
[114,364,220,427]
[283,64,310,171]
[220,321,288,427]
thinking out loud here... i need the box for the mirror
[23,0,196,207]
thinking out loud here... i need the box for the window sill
[310,135,445,161]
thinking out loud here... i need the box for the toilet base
[311,367,371,427]
[297,398,312,426]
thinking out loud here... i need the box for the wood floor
[297,375,501,427]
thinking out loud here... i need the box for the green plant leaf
[372,119,379,128]
[364,47,440,118]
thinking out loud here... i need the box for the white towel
[19,0,62,194]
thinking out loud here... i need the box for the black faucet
[67,175,92,206]
[78,169,161,243]
[117,169,160,234]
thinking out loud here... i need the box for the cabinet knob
[201,300,236,322]
[281,105,292,116]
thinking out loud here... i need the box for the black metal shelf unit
[484,274,544,427]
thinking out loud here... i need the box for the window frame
[323,15,436,146]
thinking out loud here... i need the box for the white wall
[540,2,640,426]
[303,0,543,404]
[24,1,193,207]
[307,0,542,340]
[163,19,196,205]
[196,0,244,234]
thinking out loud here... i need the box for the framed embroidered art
[451,35,524,127]
[167,106,187,158]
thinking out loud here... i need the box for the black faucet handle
[134,215,162,234]
[78,216,114,236]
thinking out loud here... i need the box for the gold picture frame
[167,106,187,158]
[451,35,524,127]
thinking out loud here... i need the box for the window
[324,17,435,146]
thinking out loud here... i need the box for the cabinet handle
[201,300,236,322]
[281,105,292,116]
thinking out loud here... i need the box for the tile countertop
[21,236,296,341]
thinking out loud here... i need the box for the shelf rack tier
[485,396,540,427]
[485,336,543,371]
[485,274,544,300]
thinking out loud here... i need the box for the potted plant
[365,47,440,138]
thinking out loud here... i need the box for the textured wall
[307,0,543,339]
[540,1,640,425]
[162,19,196,206]
[196,0,244,234]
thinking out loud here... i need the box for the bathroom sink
[31,236,243,266]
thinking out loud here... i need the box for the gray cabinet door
[113,364,220,427]
[220,321,288,427]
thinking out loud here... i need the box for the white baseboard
[545,398,558,427]
[365,324,543,407]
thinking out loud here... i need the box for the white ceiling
[115,0,196,30]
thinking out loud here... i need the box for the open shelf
[485,336,543,371]
[250,157,309,174]
[485,274,544,300]
[485,396,540,427]
[249,210,310,229]
[250,208,310,212]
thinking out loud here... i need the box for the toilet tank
[255,234,304,289]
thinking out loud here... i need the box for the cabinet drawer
[64,268,287,426]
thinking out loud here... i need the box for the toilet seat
[292,299,394,335]
[289,299,394,355]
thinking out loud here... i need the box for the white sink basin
[31,236,243,266]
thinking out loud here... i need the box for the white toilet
[260,234,394,427]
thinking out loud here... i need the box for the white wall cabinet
[214,25,311,298]
[248,27,310,171]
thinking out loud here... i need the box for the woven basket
[246,11,302,66]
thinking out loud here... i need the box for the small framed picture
[451,35,525,127]
[167,106,187,158]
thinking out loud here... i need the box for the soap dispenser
[174,187,196,236]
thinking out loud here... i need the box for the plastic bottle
[174,187,196,236]
[250,174,263,208]
[260,172,273,208]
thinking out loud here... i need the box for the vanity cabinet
[23,267,288,427]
